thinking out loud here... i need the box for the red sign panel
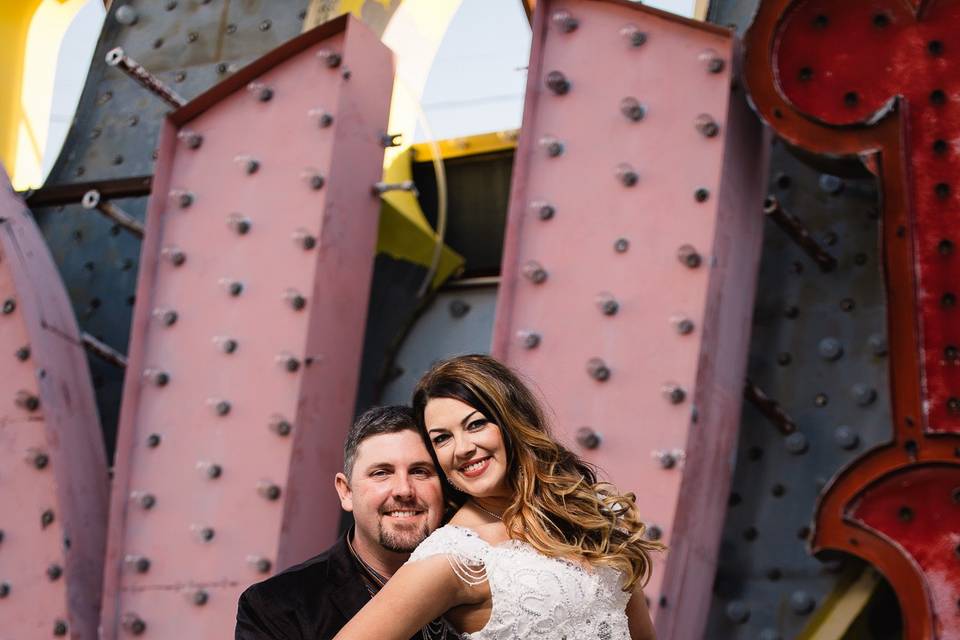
[745,2,960,637]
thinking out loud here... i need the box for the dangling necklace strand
[472,500,504,521]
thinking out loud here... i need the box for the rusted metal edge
[82,331,128,368]
[744,378,798,435]
[596,0,733,36]
[98,121,177,639]
[21,175,152,208]
[526,0,733,36]
[741,0,897,158]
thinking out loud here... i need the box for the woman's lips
[458,456,491,478]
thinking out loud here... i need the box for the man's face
[335,430,443,554]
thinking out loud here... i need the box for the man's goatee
[379,521,432,553]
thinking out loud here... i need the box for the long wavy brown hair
[412,354,664,591]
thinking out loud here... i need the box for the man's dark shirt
[235,533,424,640]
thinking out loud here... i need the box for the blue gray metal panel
[380,285,498,406]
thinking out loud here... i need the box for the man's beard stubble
[378,517,432,553]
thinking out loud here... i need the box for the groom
[235,405,451,639]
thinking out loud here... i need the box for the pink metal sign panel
[493,2,766,638]
[99,17,393,638]
[0,165,108,639]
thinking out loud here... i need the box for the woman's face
[424,396,510,500]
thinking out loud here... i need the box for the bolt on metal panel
[492,2,767,637]
[32,0,312,461]
[47,0,311,186]
[99,17,393,639]
[0,166,108,639]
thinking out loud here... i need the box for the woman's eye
[432,434,450,445]
[468,419,487,430]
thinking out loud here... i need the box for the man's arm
[333,555,474,640]
[626,585,657,640]
[236,585,295,640]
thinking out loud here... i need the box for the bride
[334,354,662,639]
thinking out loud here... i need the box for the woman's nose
[453,432,477,460]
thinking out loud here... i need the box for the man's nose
[391,473,415,498]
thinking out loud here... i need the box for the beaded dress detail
[407,525,631,639]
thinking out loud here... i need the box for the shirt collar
[346,527,389,595]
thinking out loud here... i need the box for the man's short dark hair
[343,405,417,479]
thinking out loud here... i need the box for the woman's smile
[458,456,492,478]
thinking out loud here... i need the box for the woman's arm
[333,555,473,640]
[625,586,656,640]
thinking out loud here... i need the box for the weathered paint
[744,2,960,637]
[0,164,108,639]
[494,2,766,638]
[99,17,393,639]
[774,0,960,434]
[850,465,960,640]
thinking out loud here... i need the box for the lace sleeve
[407,525,489,586]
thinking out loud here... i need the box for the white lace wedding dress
[407,525,632,639]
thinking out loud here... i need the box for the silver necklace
[472,500,504,521]
[420,618,453,640]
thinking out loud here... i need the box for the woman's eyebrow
[460,410,479,426]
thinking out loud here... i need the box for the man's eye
[412,468,433,477]
[370,470,389,478]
